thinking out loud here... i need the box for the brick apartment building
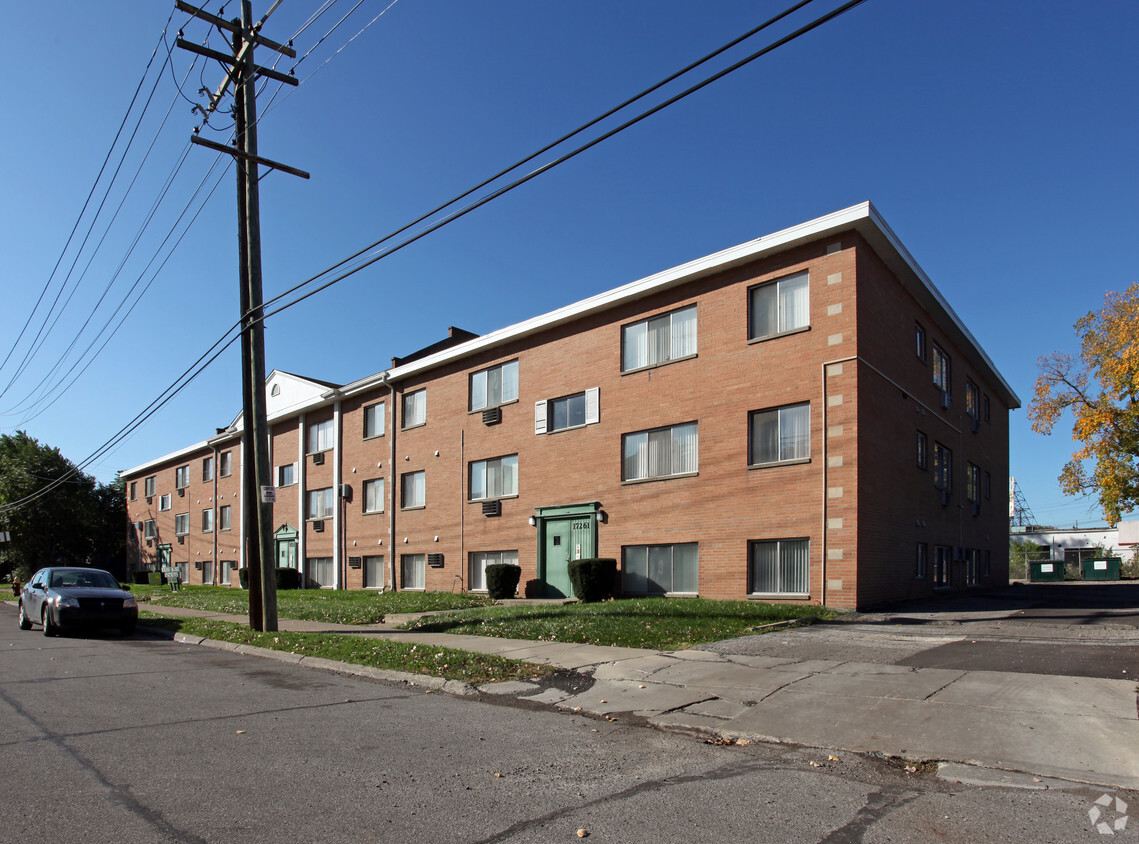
[121,202,1019,609]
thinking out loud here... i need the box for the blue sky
[0,0,1135,528]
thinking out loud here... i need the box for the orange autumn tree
[1028,283,1139,525]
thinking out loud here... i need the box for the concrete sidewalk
[146,604,1139,791]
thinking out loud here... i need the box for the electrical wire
[2,0,868,513]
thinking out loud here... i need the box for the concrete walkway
[145,602,1139,791]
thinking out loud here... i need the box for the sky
[0,0,1135,529]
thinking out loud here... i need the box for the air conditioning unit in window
[312,452,325,465]
[146,496,153,504]
[195,561,202,570]
[481,499,502,517]
[339,484,352,502]
[971,416,980,433]
[135,522,144,532]
[146,540,153,548]
[427,553,444,568]
[940,390,951,409]
[482,407,502,426]
[177,535,185,544]
[312,519,325,532]
[972,501,980,516]
[940,489,951,507]
[177,487,185,497]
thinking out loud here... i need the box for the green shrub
[485,564,522,600]
[148,571,163,586]
[568,558,617,602]
[275,567,301,590]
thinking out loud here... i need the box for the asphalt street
[1,615,1132,844]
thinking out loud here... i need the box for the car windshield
[49,571,119,589]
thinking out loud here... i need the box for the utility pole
[176,0,309,631]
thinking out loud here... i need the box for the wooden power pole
[176,0,309,631]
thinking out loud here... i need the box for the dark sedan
[18,567,138,636]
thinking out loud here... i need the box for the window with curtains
[219,505,231,531]
[201,509,213,532]
[307,557,333,588]
[129,481,137,501]
[276,463,296,487]
[621,305,697,372]
[748,271,809,341]
[622,423,698,482]
[748,538,809,595]
[144,519,156,540]
[159,494,171,511]
[749,402,810,466]
[202,456,214,482]
[401,471,425,508]
[308,419,334,453]
[363,402,385,439]
[470,360,518,411]
[307,487,334,519]
[363,478,385,513]
[175,465,190,489]
[469,455,518,500]
[932,345,951,396]
[469,550,518,592]
[219,451,232,477]
[915,323,927,361]
[933,443,952,493]
[965,380,980,424]
[363,555,385,589]
[916,543,928,579]
[623,543,698,595]
[401,554,425,590]
[175,513,189,535]
[535,388,599,434]
[916,431,928,470]
[144,476,156,497]
[966,463,980,503]
[402,390,426,428]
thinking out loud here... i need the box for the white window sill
[748,458,811,470]
[747,325,810,345]
[620,353,698,376]
[748,592,810,601]
[622,472,699,486]
[469,398,518,415]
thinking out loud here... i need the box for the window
[307,557,333,588]
[965,380,980,424]
[748,539,809,596]
[175,465,190,490]
[363,402,386,439]
[622,305,697,372]
[219,451,232,477]
[623,423,698,482]
[175,513,190,535]
[469,550,518,592]
[623,543,698,595]
[933,443,952,494]
[469,455,518,500]
[915,323,927,362]
[966,463,980,503]
[401,554,425,590]
[536,388,600,434]
[202,509,214,533]
[749,403,810,466]
[748,272,809,341]
[219,505,231,531]
[934,546,951,588]
[916,431,928,470]
[144,476,156,498]
[983,394,991,423]
[470,360,518,411]
[276,463,296,487]
[221,560,234,585]
[159,493,172,512]
[363,478,385,514]
[402,390,426,428]
[932,345,951,398]
[129,481,137,501]
[363,555,385,589]
[966,549,979,586]
[916,543,928,579]
[984,471,992,501]
[202,560,214,585]
[308,419,334,453]
[307,487,334,520]
[401,471,425,509]
[203,456,214,482]
[144,519,156,540]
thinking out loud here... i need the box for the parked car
[18,567,138,637]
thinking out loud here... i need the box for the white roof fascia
[121,439,213,478]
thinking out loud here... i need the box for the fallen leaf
[599,699,607,704]
[638,684,646,689]
[494,773,503,778]
[828,755,840,762]
[809,761,822,767]
[572,706,582,712]
[236,730,246,734]
[736,739,750,746]
[577,830,589,838]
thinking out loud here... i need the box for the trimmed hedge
[485,563,522,600]
[568,558,617,603]
[238,567,302,590]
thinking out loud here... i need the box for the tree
[0,431,126,582]
[1028,284,1139,525]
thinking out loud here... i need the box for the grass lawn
[402,597,837,650]
[133,585,492,625]
[139,612,553,686]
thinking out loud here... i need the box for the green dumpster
[1029,560,1065,582]
[1081,557,1121,581]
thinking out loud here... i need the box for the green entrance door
[535,503,601,599]
[157,543,172,569]
[274,524,298,569]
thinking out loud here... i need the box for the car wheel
[42,607,56,637]
[18,601,32,630]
